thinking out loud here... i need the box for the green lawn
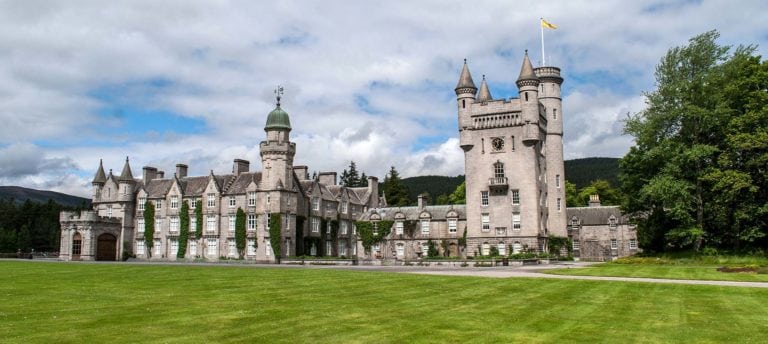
[546,263,768,282]
[2,261,768,343]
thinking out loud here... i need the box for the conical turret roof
[92,159,107,184]
[454,59,477,94]
[477,75,492,102]
[516,50,539,83]
[118,157,134,182]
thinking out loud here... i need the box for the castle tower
[516,51,541,144]
[117,157,135,202]
[92,159,107,201]
[455,59,477,133]
[535,65,567,236]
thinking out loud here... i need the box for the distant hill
[564,157,620,189]
[400,157,621,204]
[401,175,464,205]
[0,186,90,208]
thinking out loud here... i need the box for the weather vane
[274,85,284,107]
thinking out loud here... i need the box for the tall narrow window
[171,196,179,209]
[248,192,256,206]
[247,214,256,230]
[510,136,515,151]
[138,197,146,210]
[553,109,557,120]
[573,240,580,250]
[512,213,521,230]
[170,216,179,232]
[155,218,162,233]
[190,198,197,209]
[395,221,403,235]
[206,215,216,232]
[610,239,618,250]
[494,162,505,179]
[72,233,82,255]
[556,174,561,188]
[511,190,520,205]
[341,221,348,235]
[137,218,145,233]
[156,199,162,210]
[421,220,430,235]
[207,194,215,208]
[229,216,236,231]
[609,217,617,230]
[557,198,562,211]
[524,92,528,101]
[107,205,112,218]
[481,213,490,232]
[462,99,466,108]
[481,191,489,206]
[312,197,320,211]
[311,217,320,233]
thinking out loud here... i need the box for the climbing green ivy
[235,208,246,258]
[143,201,155,258]
[268,213,281,258]
[194,200,203,238]
[356,220,393,251]
[177,200,190,258]
[547,235,572,257]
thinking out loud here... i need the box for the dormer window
[609,217,617,230]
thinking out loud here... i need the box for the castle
[59,53,638,262]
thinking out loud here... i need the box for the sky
[1,0,767,197]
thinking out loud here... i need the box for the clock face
[491,137,504,151]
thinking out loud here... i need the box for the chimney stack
[233,159,250,175]
[417,193,426,210]
[142,166,157,182]
[318,172,337,186]
[293,165,309,180]
[157,170,165,179]
[175,164,188,178]
[367,176,379,208]
[589,194,601,207]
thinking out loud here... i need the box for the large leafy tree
[382,166,410,206]
[575,180,623,207]
[621,30,767,252]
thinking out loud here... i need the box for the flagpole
[540,18,545,66]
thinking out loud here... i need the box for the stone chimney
[175,164,188,178]
[293,165,309,180]
[589,194,601,207]
[417,193,426,210]
[143,166,157,182]
[233,159,249,175]
[318,172,337,186]
[157,170,165,179]
[367,176,379,208]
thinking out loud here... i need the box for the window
[229,196,236,208]
[510,136,515,151]
[372,222,378,236]
[481,243,490,256]
[206,215,216,232]
[229,216,236,231]
[326,202,334,213]
[373,243,381,255]
[553,109,557,120]
[228,239,236,257]
[555,174,561,188]
[573,240,580,250]
[326,241,332,256]
[570,218,579,228]
[496,227,506,236]
[312,197,320,211]
[107,205,112,218]
[341,221,348,235]
[481,213,490,232]
[72,234,82,255]
[248,192,256,206]
[207,193,215,208]
[338,242,347,257]
[137,218,145,233]
[170,216,179,232]
[557,198,562,211]
[609,217,617,230]
[513,242,522,254]
[191,216,197,232]
[311,217,320,233]
[190,198,197,209]
[396,243,405,257]
[247,214,256,231]
[156,199,163,210]
[154,239,162,256]
[341,202,348,214]
[512,213,521,230]
[498,243,506,256]
[395,221,404,235]
[170,239,179,256]
[421,220,430,235]
[421,242,429,254]
[448,219,457,233]
[155,218,162,233]
[352,223,357,235]
[511,190,520,205]
[610,239,618,250]
[266,194,270,205]
[138,197,146,210]
[352,206,357,217]
[207,238,218,256]
[629,239,637,250]
[247,239,256,255]
[189,240,197,256]
[136,240,145,255]
[494,162,505,179]
[171,195,179,209]
[481,191,489,206]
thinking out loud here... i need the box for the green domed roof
[265,105,291,130]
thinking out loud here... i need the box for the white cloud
[1,0,767,196]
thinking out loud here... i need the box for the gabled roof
[223,172,262,195]
[362,204,467,221]
[180,176,209,196]
[143,179,174,198]
[566,206,626,225]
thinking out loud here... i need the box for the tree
[235,208,246,258]
[177,200,190,258]
[382,166,410,206]
[621,30,768,252]
[565,180,579,207]
[575,180,623,207]
[427,240,439,258]
[143,201,155,258]
[448,181,466,205]
[359,172,368,187]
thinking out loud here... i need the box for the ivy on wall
[194,200,203,238]
[235,208,246,258]
[356,220,393,251]
[268,213,281,258]
[177,200,190,258]
[547,235,572,257]
[143,201,155,258]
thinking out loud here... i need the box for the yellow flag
[541,18,557,30]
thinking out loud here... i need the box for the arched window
[493,161,505,179]
[72,232,82,256]
[513,242,522,254]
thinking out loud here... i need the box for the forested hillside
[401,175,464,204]
[564,158,619,189]
[0,186,90,208]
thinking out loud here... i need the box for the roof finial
[463,58,467,64]
[274,85,284,107]
[525,49,528,55]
